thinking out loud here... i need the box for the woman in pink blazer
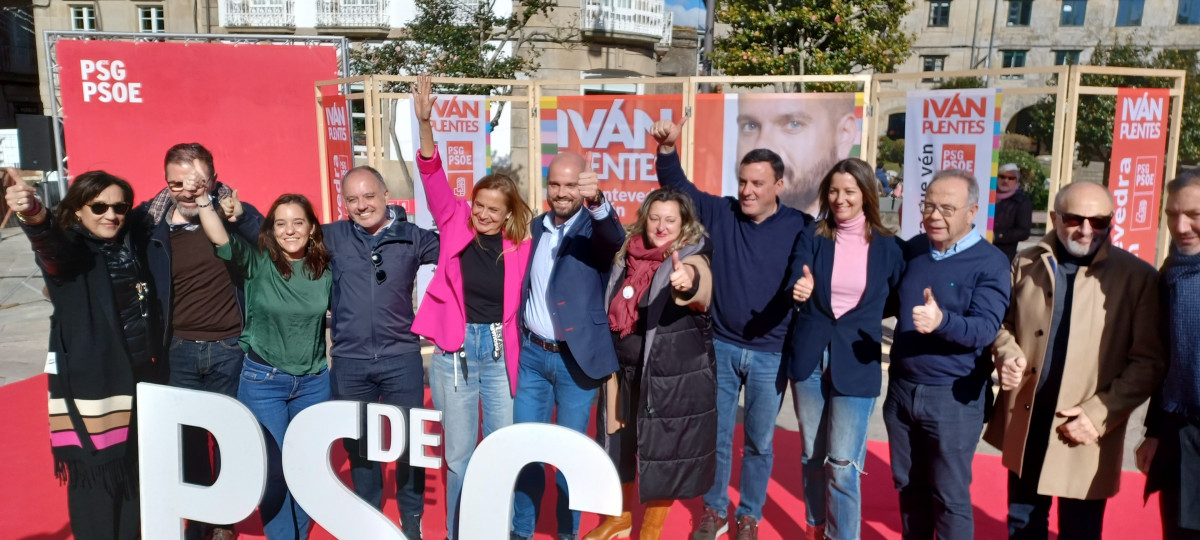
[410,75,533,540]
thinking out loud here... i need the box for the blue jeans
[330,352,427,519]
[511,334,603,538]
[237,356,331,540]
[168,336,243,538]
[702,338,786,522]
[792,352,875,540]
[430,323,515,540]
[883,376,986,540]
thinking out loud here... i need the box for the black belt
[526,331,562,353]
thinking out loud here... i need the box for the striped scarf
[1162,250,1200,419]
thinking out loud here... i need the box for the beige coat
[984,233,1166,499]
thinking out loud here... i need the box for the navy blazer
[783,222,905,397]
[520,206,626,380]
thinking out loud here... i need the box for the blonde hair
[615,188,706,263]
[471,173,533,257]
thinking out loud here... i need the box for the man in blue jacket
[132,143,263,540]
[510,151,625,540]
[884,169,1010,540]
[324,165,439,540]
[651,120,812,540]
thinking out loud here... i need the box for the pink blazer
[411,148,531,396]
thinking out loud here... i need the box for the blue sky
[666,0,706,30]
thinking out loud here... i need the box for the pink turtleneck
[830,212,869,319]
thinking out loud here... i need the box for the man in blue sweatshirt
[884,169,1010,540]
[651,119,812,540]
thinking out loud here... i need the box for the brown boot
[638,500,673,540]
[804,524,825,540]
[583,482,635,540]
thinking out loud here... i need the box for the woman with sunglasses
[196,190,331,540]
[785,158,905,540]
[409,74,534,540]
[5,168,160,540]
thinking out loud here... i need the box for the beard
[175,202,200,219]
[551,198,582,222]
[1062,230,1109,257]
[779,151,838,214]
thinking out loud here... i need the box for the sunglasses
[371,251,386,284]
[998,174,1018,180]
[87,202,131,215]
[1058,212,1112,230]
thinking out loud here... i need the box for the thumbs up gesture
[4,168,44,222]
[912,287,944,334]
[578,151,600,204]
[219,189,243,222]
[668,251,694,292]
[792,265,814,303]
[650,116,688,153]
[998,356,1028,390]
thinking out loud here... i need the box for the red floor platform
[1,374,1162,539]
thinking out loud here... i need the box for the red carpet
[1,374,1162,539]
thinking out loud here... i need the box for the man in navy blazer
[511,151,625,540]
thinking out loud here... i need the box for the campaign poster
[1108,88,1170,264]
[408,95,489,230]
[901,88,1001,240]
[56,40,339,216]
[320,94,353,222]
[542,92,862,223]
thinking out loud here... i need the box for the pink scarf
[609,234,668,338]
[997,186,1019,201]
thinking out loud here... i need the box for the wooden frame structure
[317,68,1185,261]
[1060,66,1187,264]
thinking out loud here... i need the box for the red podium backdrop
[56,40,339,216]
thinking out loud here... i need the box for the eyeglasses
[87,202,131,215]
[998,174,1018,180]
[371,251,386,284]
[919,202,961,217]
[1058,212,1113,230]
[167,173,217,192]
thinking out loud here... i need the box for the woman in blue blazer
[784,158,905,540]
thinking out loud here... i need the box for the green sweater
[217,236,331,375]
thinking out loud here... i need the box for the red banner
[321,94,353,222]
[1108,87,1170,264]
[57,40,339,217]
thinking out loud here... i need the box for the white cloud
[666,3,707,30]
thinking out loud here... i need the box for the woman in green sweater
[197,190,332,540]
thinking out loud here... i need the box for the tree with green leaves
[1026,40,1199,177]
[711,0,913,86]
[350,0,565,122]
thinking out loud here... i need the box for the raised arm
[650,119,725,220]
[412,74,465,229]
[4,168,83,277]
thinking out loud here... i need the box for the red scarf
[609,234,668,338]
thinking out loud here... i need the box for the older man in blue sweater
[651,119,812,539]
[884,169,1010,540]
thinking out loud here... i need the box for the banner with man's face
[541,93,863,222]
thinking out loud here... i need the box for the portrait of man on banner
[733,93,860,216]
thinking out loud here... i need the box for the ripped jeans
[792,348,876,540]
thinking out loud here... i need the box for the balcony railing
[225,0,295,27]
[581,0,673,47]
[317,0,389,28]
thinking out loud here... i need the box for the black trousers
[67,480,139,540]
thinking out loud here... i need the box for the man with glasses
[985,181,1164,540]
[884,169,1010,540]
[993,163,1034,261]
[323,165,439,539]
[133,142,264,540]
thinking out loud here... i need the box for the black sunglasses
[1058,212,1113,230]
[87,202,131,215]
[371,251,386,284]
